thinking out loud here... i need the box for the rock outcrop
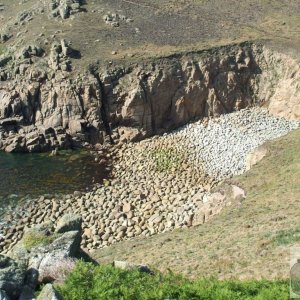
[0,214,82,299]
[1,42,300,152]
[49,0,84,19]
[253,47,300,121]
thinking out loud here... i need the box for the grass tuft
[151,148,182,172]
[23,232,59,250]
[0,44,6,56]
[273,228,300,246]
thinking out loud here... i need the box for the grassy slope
[1,0,300,69]
[93,129,300,280]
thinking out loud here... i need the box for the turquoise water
[0,151,108,210]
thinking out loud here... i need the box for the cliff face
[253,46,300,121]
[0,42,300,152]
[103,44,258,138]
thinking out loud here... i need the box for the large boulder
[113,261,152,274]
[33,230,81,283]
[55,214,82,234]
[192,191,228,226]
[9,215,82,284]
[0,255,26,300]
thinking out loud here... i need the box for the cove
[0,150,109,213]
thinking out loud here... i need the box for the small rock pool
[0,150,109,213]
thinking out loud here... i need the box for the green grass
[273,228,300,246]
[0,44,6,55]
[58,261,289,300]
[23,231,59,250]
[151,148,182,172]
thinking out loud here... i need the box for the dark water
[0,150,108,210]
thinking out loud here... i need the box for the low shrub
[58,261,289,300]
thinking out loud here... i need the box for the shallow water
[0,150,108,211]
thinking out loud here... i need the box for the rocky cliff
[0,41,300,152]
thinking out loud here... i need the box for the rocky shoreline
[0,108,299,254]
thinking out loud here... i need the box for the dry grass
[41,257,77,284]
[92,129,300,280]
[0,44,6,56]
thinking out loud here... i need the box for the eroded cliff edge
[0,42,299,152]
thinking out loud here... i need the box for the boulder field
[1,108,298,254]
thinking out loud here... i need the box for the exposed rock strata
[1,43,300,152]
[253,47,300,120]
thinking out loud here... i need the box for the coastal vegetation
[58,262,289,300]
